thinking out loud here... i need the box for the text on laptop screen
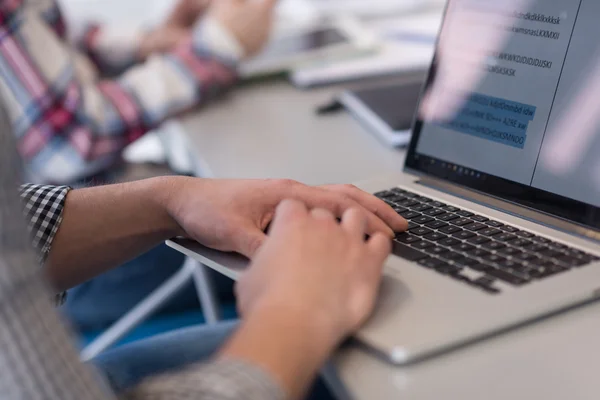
[412,0,600,211]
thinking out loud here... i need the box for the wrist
[220,301,340,399]
[146,176,189,238]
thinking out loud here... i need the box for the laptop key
[395,233,422,244]
[402,192,419,198]
[398,199,420,207]
[439,225,462,234]
[425,220,449,229]
[429,246,450,255]
[423,208,447,217]
[452,230,476,240]
[510,239,533,248]
[483,253,507,264]
[429,201,446,208]
[440,238,461,247]
[410,227,434,236]
[391,188,407,194]
[470,215,490,223]
[453,256,480,267]
[515,252,539,262]
[415,196,433,203]
[412,216,435,225]
[500,226,520,233]
[440,251,464,262]
[480,228,502,237]
[525,243,547,253]
[497,247,523,257]
[495,233,518,242]
[538,264,569,278]
[482,241,507,251]
[540,249,564,258]
[516,231,536,238]
[399,211,421,219]
[411,240,436,250]
[424,232,448,242]
[451,218,474,226]
[452,243,476,252]
[485,220,504,228]
[442,206,461,212]
[471,263,493,272]
[411,204,433,212]
[468,248,492,258]
[465,222,487,231]
[434,263,462,275]
[531,236,552,244]
[375,191,395,199]
[438,213,460,222]
[553,254,588,267]
[417,257,447,269]
[467,235,491,245]
[456,210,475,217]
[486,268,529,286]
[392,242,429,261]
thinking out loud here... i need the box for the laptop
[169,0,600,365]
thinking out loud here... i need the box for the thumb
[236,223,267,259]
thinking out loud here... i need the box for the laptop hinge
[416,176,600,244]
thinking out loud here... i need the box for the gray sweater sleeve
[1,182,285,400]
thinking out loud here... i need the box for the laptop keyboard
[375,188,599,295]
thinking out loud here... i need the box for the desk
[173,79,600,400]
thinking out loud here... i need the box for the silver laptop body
[171,0,600,365]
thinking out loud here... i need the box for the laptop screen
[406,0,600,231]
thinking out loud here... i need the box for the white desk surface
[175,79,600,400]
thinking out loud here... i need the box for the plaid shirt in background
[0,0,241,185]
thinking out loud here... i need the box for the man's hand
[208,0,279,57]
[221,200,391,398]
[139,0,211,59]
[163,177,408,258]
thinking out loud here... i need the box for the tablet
[339,81,423,147]
[240,18,378,77]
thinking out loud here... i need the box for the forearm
[46,177,182,291]
[219,303,337,400]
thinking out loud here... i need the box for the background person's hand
[236,200,392,341]
[163,177,408,258]
[139,0,211,59]
[208,0,279,58]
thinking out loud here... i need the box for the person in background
[0,0,280,331]
[1,100,407,397]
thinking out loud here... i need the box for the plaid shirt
[0,0,240,185]
[1,181,284,399]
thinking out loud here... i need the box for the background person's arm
[1,0,274,184]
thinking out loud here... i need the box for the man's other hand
[162,177,408,258]
[237,200,392,341]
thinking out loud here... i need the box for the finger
[310,208,336,222]
[321,190,395,237]
[325,185,408,233]
[236,223,268,259]
[367,232,392,266]
[295,186,394,237]
[272,199,308,227]
[341,208,368,240]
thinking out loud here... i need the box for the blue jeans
[63,244,235,332]
[92,322,335,399]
